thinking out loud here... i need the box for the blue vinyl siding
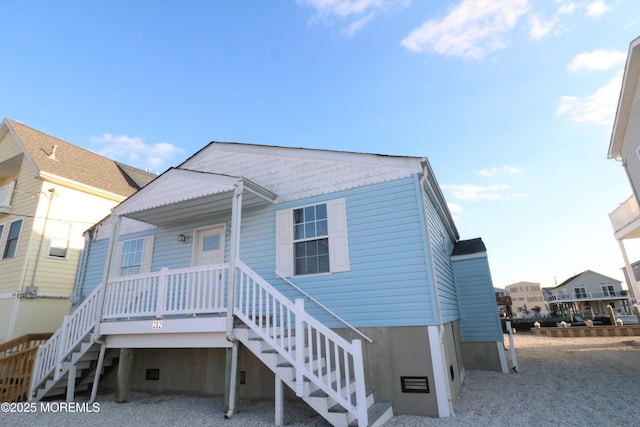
[452,255,503,342]
[77,176,441,328]
[253,177,437,328]
[79,239,109,298]
[423,193,459,323]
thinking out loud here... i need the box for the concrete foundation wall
[461,341,504,371]
[100,324,467,418]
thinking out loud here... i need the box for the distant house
[546,270,631,318]
[0,118,155,343]
[608,35,640,303]
[30,142,506,424]
[505,282,548,318]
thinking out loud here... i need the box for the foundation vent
[400,376,429,393]
[145,368,160,381]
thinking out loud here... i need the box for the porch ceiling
[114,168,277,225]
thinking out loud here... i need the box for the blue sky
[2,0,639,288]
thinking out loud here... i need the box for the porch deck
[97,263,231,348]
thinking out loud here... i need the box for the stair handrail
[29,284,103,398]
[274,270,373,343]
[237,261,368,426]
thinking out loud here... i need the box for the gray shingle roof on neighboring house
[5,119,155,197]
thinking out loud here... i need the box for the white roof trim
[609,36,640,159]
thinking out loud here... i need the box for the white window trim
[276,198,350,278]
[47,221,72,260]
[2,218,23,259]
[111,235,155,277]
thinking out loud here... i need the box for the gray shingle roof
[6,119,155,197]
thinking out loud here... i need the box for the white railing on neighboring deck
[609,195,640,234]
[103,263,229,320]
[234,260,368,426]
[30,284,103,396]
[548,290,629,302]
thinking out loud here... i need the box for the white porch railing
[103,263,229,320]
[549,290,629,302]
[609,195,640,234]
[30,284,103,394]
[0,180,16,209]
[234,260,368,426]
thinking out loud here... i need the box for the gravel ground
[2,333,639,426]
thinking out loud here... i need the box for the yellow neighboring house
[0,118,155,343]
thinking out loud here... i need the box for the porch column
[115,348,134,403]
[617,239,640,303]
[225,182,243,418]
[93,212,123,339]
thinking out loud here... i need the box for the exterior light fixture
[177,234,188,243]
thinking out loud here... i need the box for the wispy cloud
[401,0,530,60]
[568,49,627,72]
[585,0,611,19]
[441,183,527,201]
[477,166,523,177]
[556,70,623,126]
[299,0,409,36]
[90,134,183,172]
[400,0,616,60]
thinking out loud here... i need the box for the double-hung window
[601,285,615,297]
[121,238,144,275]
[276,198,350,277]
[294,204,329,275]
[112,236,155,276]
[574,287,587,299]
[3,219,22,259]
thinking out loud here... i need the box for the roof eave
[608,36,640,159]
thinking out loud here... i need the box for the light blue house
[30,142,506,425]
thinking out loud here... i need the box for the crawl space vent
[400,376,429,393]
[145,368,160,381]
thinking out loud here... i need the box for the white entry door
[193,224,226,266]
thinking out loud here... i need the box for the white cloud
[556,70,623,125]
[585,1,611,18]
[91,134,183,171]
[441,183,527,201]
[300,0,409,35]
[528,14,558,40]
[568,49,627,72]
[477,166,523,176]
[401,0,530,60]
[448,202,464,213]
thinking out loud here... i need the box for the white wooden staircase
[29,285,116,402]
[28,261,393,426]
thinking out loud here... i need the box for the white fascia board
[451,252,488,262]
[38,172,126,202]
[206,141,426,172]
[609,36,640,159]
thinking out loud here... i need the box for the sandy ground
[1,333,639,426]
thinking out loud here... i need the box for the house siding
[621,71,640,196]
[80,177,437,327]
[452,255,502,342]
[423,190,459,323]
[0,151,40,294]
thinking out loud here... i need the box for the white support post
[54,316,69,380]
[226,183,243,333]
[93,213,122,340]
[89,343,107,403]
[275,375,284,426]
[506,321,519,373]
[294,299,304,397]
[352,339,368,427]
[66,364,76,402]
[157,268,168,318]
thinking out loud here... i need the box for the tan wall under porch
[97,324,466,418]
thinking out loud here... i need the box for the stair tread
[347,402,393,427]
